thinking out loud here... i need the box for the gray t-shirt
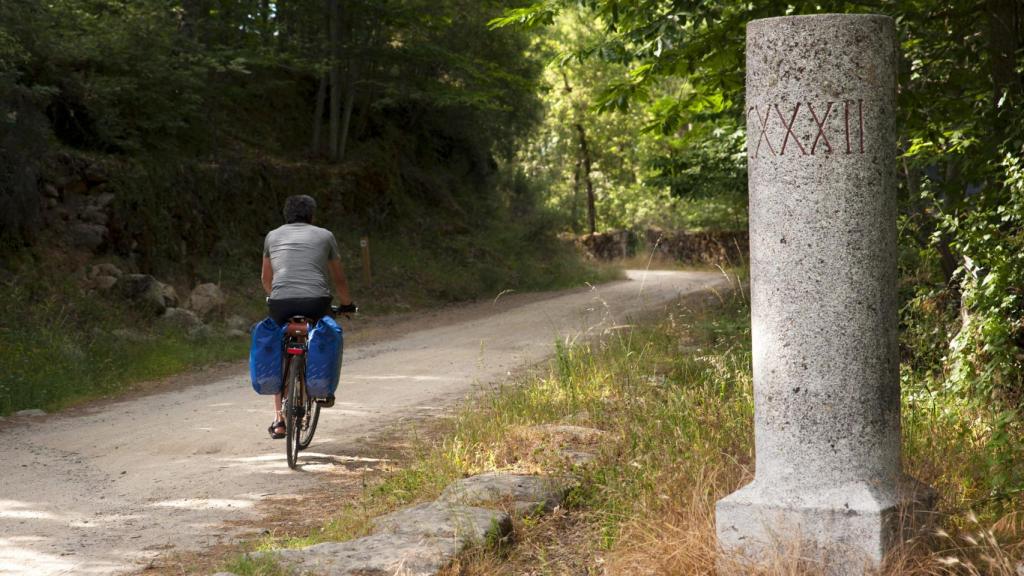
[263,223,340,300]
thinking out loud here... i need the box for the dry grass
[225,287,1023,576]
[439,291,1023,575]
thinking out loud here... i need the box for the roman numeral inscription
[748,99,865,159]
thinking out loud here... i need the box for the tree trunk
[311,74,327,155]
[987,0,1021,109]
[338,12,358,162]
[575,123,596,235]
[339,69,357,161]
[571,157,582,234]
[179,0,205,38]
[260,0,271,37]
[328,0,342,162]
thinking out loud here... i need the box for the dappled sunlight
[151,498,256,511]
[0,501,61,522]
[0,537,128,576]
[0,539,77,576]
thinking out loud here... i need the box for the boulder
[83,163,109,185]
[92,192,115,210]
[80,206,108,226]
[66,222,106,251]
[14,409,46,417]
[160,284,180,309]
[92,275,118,291]
[225,314,249,332]
[187,283,226,318]
[119,274,175,314]
[186,324,212,340]
[89,263,124,279]
[160,308,203,329]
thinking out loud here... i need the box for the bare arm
[261,256,273,296]
[328,259,352,305]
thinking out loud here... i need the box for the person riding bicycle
[262,194,354,439]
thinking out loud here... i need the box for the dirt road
[0,270,727,575]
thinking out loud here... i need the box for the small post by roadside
[360,236,372,288]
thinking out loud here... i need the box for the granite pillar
[715,14,932,574]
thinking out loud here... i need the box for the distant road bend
[0,269,728,576]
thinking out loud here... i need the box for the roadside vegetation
[219,281,1022,575]
[0,0,614,415]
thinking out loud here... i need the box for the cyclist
[262,194,354,439]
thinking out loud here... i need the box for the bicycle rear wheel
[284,356,305,469]
[297,396,320,450]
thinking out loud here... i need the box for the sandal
[268,420,286,440]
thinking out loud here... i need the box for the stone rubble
[260,426,604,576]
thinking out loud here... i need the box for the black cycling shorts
[268,297,331,325]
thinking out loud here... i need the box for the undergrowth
[0,230,613,415]
[226,286,1024,575]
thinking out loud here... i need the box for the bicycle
[281,303,356,469]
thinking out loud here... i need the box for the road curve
[0,270,727,575]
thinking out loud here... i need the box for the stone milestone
[715,14,932,574]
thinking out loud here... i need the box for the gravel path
[0,270,727,576]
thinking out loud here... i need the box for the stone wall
[573,228,748,266]
[645,228,748,267]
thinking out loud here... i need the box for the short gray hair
[283,195,316,224]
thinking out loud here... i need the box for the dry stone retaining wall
[573,228,749,267]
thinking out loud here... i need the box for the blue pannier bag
[306,315,343,398]
[250,318,286,394]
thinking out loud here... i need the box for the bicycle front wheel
[284,356,305,469]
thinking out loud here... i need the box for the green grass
[219,554,294,576]
[0,270,249,414]
[0,226,615,415]
[227,285,1023,575]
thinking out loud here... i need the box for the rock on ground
[161,308,203,329]
[89,263,123,279]
[91,275,118,290]
[66,222,106,251]
[439,472,567,516]
[225,314,250,332]
[188,283,226,318]
[271,532,460,576]
[119,274,176,315]
[14,409,46,417]
[528,424,607,444]
[374,502,511,544]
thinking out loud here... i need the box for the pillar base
[716,476,934,575]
